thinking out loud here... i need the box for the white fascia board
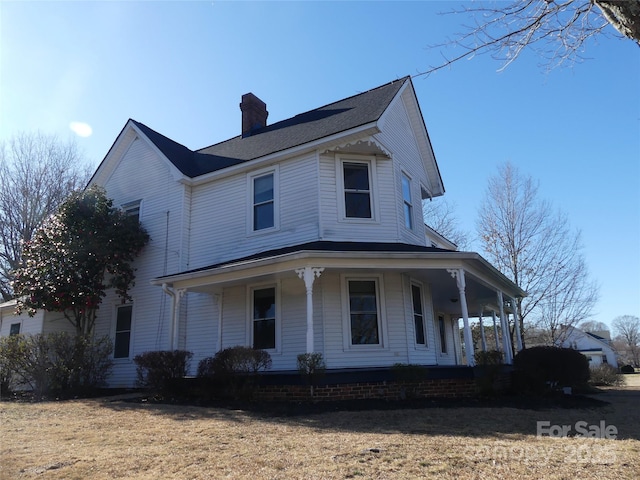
[88,122,138,187]
[398,82,445,198]
[152,248,523,297]
[186,123,380,187]
[128,123,189,183]
[89,121,188,188]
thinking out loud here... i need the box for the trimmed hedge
[134,350,193,394]
[197,346,272,400]
[513,346,590,394]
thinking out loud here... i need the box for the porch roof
[152,241,526,306]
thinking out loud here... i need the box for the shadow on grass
[89,390,635,440]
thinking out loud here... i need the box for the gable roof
[131,77,410,178]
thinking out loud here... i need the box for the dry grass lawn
[1,375,639,479]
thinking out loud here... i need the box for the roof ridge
[195,76,410,153]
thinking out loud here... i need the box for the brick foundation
[255,377,478,402]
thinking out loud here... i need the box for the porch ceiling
[152,245,524,313]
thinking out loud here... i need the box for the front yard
[1,375,639,479]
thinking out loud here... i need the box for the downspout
[162,283,178,350]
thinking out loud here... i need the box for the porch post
[511,296,523,352]
[214,293,222,352]
[296,266,324,353]
[448,269,475,367]
[498,291,513,364]
[491,311,501,351]
[478,309,487,352]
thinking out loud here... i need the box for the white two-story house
[4,77,525,388]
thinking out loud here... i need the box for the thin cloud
[69,121,92,137]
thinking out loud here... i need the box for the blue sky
[1,1,638,330]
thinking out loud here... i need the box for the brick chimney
[240,93,268,137]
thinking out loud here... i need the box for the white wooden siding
[188,153,320,270]
[318,154,399,242]
[377,95,431,246]
[92,136,187,387]
[0,310,43,336]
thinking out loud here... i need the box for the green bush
[197,346,271,399]
[513,346,590,394]
[589,364,625,387]
[0,332,113,399]
[474,349,504,366]
[620,364,635,374]
[197,346,272,378]
[134,350,193,393]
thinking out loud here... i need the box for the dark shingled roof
[157,240,451,279]
[133,77,409,178]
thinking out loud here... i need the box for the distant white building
[556,326,618,368]
[0,300,75,337]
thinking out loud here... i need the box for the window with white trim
[348,279,381,345]
[9,323,20,336]
[252,286,276,350]
[402,173,413,229]
[114,305,133,359]
[342,161,372,219]
[249,168,278,232]
[411,283,426,345]
[122,200,142,221]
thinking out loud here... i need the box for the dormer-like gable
[91,77,444,194]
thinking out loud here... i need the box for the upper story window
[342,161,373,219]
[122,200,142,221]
[402,173,413,229]
[114,305,133,359]
[249,167,278,233]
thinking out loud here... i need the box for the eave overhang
[152,248,525,299]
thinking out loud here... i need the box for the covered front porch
[152,241,526,370]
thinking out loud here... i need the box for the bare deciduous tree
[612,315,640,366]
[477,162,598,346]
[422,198,470,250]
[421,0,640,75]
[578,319,610,333]
[0,132,91,301]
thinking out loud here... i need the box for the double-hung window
[253,173,274,230]
[114,305,133,359]
[402,173,413,229]
[347,279,381,345]
[411,283,426,345]
[249,168,278,232]
[343,161,372,219]
[122,200,142,221]
[9,323,20,336]
[252,286,276,350]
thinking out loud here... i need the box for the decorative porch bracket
[447,268,475,367]
[296,266,325,353]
